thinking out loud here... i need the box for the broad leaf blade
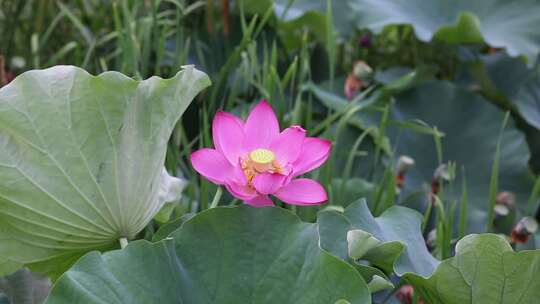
[389,81,535,232]
[407,234,540,303]
[319,200,439,278]
[0,65,210,276]
[350,0,540,61]
[46,206,371,304]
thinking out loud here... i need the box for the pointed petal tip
[292,137,332,176]
[212,111,245,165]
[290,125,306,133]
[244,99,280,150]
[270,126,307,163]
[213,110,243,125]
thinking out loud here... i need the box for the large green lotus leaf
[469,53,539,128]
[319,200,439,278]
[479,53,531,99]
[0,65,210,276]
[273,0,353,37]
[390,81,535,232]
[474,53,540,175]
[46,206,371,304]
[407,234,540,303]
[472,53,540,174]
[350,0,540,61]
[240,0,354,48]
[330,178,376,209]
[488,58,540,175]
[509,75,540,130]
[0,268,50,304]
[242,0,353,33]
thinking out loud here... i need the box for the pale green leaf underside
[350,0,540,61]
[407,234,540,304]
[46,206,371,304]
[319,200,439,278]
[0,65,210,275]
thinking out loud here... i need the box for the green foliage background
[1,0,540,303]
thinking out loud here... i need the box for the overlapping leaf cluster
[1,0,540,303]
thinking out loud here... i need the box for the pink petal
[244,100,280,150]
[230,165,248,184]
[245,195,274,207]
[226,182,257,200]
[213,111,245,165]
[274,178,328,206]
[292,137,331,176]
[191,148,233,185]
[252,172,288,195]
[270,126,306,164]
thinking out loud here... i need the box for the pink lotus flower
[191,100,331,207]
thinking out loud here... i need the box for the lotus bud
[358,34,372,48]
[395,155,415,189]
[511,217,538,244]
[10,56,26,69]
[426,229,437,250]
[396,155,415,175]
[396,285,424,304]
[496,191,516,207]
[494,204,510,217]
[352,60,373,80]
[494,191,516,217]
[344,74,362,100]
[344,61,373,100]
[433,164,451,181]
[431,164,450,195]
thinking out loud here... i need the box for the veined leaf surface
[0,65,210,276]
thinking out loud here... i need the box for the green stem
[119,237,128,249]
[209,187,223,209]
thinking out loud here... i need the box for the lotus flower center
[249,149,275,164]
[241,149,283,184]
